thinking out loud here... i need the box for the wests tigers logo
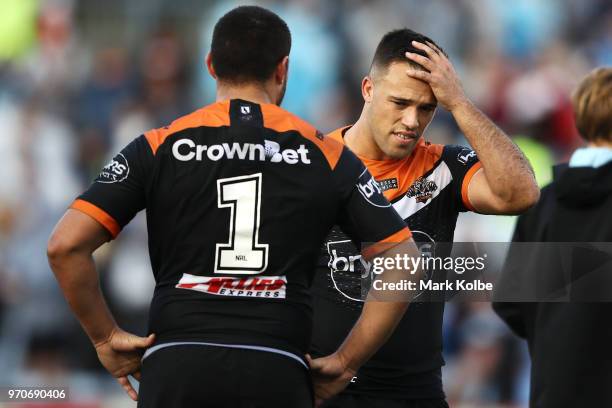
[406,177,438,203]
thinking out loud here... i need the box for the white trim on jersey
[392,161,453,219]
[142,341,308,369]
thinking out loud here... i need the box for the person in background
[494,67,612,407]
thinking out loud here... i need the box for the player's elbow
[525,184,541,208]
[47,232,78,270]
[503,184,540,214]
[514,182,540,211]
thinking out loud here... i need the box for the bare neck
[216,82,275,105]
[344,109,387,161]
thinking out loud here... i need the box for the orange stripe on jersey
[261,104,343,170]
[71,199,121,238]
[461,162,483,212]
[327,126,349,144]
[358,139,444,203]
[326,128,445,202]
[144,101,231,154]
[361,227,413,260]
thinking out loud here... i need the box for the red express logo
[176,274,287,298]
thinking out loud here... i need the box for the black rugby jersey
[311,126,481,398]
[71,100,410,364]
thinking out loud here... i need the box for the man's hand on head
[405,41,469,112]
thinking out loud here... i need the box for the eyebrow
[388,96,437,109]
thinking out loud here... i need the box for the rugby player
[47,8,422,407]
[310,29,540,408]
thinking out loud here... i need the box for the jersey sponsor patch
[457,148,477,165]
[326,239,371,302]
[97,153,129,184]
[356,168,391,208]
[264,140,284,162]
[176,273,287,299]
[376,177,399,192]
[172,138,311,164]
[324,231,436,302]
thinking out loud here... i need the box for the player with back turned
[47,7,422,408]
[310,29,540,408]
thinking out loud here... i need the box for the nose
[401,107,419,130]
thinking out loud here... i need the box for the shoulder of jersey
[326,127,347,144]
[327,128,444,170]
[414,139,444,165]
[261,104,344,169]
[144,101,344,169]
[144,100,231,155]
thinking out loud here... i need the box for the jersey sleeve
[442,144,482,212]
[70,135,153,239]
[332,147,411,259]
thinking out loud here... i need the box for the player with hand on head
[48,7,422,408]
[310,29,539,408]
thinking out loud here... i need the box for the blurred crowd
[0,0,610,406]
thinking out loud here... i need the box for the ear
[274,56,289,84]
[362,76,374,103]
[206,53,217,79]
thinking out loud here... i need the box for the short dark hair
[211,6,291,84]
[370,29,446,74]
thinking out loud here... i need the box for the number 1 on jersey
[215,173,269,274]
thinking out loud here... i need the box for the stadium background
[0,0,610,406]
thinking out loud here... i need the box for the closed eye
[421,105,436,113]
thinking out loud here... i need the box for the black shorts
[321,394,449,408]
[138,344,313,408]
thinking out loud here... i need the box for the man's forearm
[336,301,408,372]
[48,250,117,345]
[405,40,538,209]
[451,100,537,202]
[335,239,421,371]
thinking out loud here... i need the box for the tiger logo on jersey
[406,177,438,203]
